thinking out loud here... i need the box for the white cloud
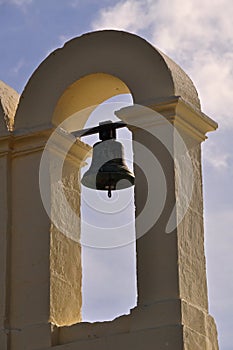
[92,0,150,33]
[190,51,233,127]
[203,139,232,170]
[11,59,25,75]
[205,150,231,170]
[92,0,233,128]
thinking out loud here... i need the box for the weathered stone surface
[176,144,208,311]
[49,137,89,326]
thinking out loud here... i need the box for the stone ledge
[57,299,182,345]
[41,325,184,350]
[53,299,218,350]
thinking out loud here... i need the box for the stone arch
[14,30,200,132]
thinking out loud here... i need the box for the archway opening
[80,93,137,322]
[50,73,137,326]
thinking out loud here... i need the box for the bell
[81,138,135,197]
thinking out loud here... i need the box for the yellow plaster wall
[52,73,130,127]
[49,142,86,326]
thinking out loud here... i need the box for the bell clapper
[108,189,112,198]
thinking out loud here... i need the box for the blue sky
[0,0,232,348]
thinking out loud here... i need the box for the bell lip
[81,175,135,191]
[81,184,135,191]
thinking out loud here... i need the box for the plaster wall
[49,140,90,326]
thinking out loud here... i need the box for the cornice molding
[48,128,91,167]
[115,96,217,142]
[0,135,12,156]
[0,128,91,164]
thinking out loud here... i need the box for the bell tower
[0,30,219,349]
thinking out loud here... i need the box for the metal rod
[71,121,127,138]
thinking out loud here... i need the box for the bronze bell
[81,138,135,198]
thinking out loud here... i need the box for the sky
[0,0,232,348]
